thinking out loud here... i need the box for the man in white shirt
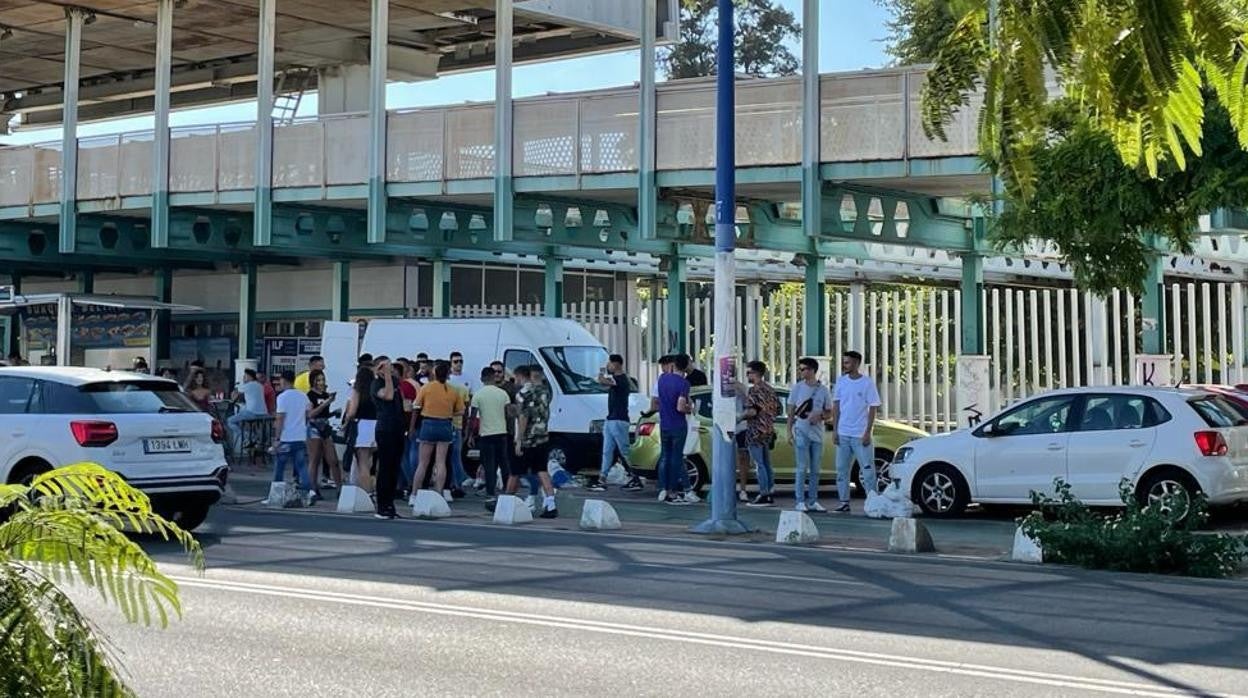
[829,350,882,513]
[272,370,314,505]
[227,368,267,454]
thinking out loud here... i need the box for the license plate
[144,438,192,455]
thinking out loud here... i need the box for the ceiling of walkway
[0,0,661,126]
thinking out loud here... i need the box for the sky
[4,0,893,145]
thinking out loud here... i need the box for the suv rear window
[1187,395,1248,428]
[38,380,201,415]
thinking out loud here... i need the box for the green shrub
[1019,479,1247,578]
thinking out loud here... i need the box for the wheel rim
[873,457,892,494]
[685,459,701,490]
[920,471,957,513]
[1147,479,1190,519]
[547,447,567,469]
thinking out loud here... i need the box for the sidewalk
[226,465,1018,558]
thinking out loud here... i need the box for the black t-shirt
[607,373,630,421]
[687,369,708,387]
[308,390,330,411]
[371,376,405,432]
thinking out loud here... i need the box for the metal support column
[154,268,173,362]
[849,281,866,353]
[664,255,687,353]
[253,0,276,247]
[803,255,826,355]
[638,0,658,240]
[76,271,94,294]
[151,0,174,248]
[332,261,350,322]
[59,8,84,254]
[800,0,821,243]
[6,275,20,358]
[960,253,985,355]
[239,263,257,361]
[366,0,389,244]
[493,0,514,242]
[694,0,749,534]
[431,259,451,318]
[1141,237,1166,355]
[543,256,564,318]
[55,295,73,366]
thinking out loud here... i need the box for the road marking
[170,573,1236,698]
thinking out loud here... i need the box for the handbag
[682,406,701,456]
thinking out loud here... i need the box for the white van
[319,318,645,473]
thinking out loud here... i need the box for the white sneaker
[795,502,808,512]
[408,495,419,509]
[808,502,828,513]
[442,489,454,503]
[525,495,539,511]
[737,489,748,502]
[657,489,667,502]
[683,492,700,504]
[461,478,476,491]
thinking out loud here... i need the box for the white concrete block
[1011,527,1044,563]
[775,510,820,545]
[410,489,452,519]
[492,494,534,525]
[888,517,936,553]
[579,499,621,530]
[265,482,292,508]
[336,485,374,514]
[220,482,239,505]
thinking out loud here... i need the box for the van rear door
[321,321,360,415]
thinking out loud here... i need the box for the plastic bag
[547,458,575,488]
[683,409,701,456]
[604,463,629,485]
[865,482,915,519]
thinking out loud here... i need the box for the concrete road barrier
[1011,527,1044,563]
[410,489,452,519]
[579,499,621,530]
[492,494,533,525]
[336,485,374,514]
[775,510,820,545]
[888,517,936,553]
[264,482,291,509]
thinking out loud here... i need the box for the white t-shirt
[239,381,266,415]
[276,388,310,443]
[448,372,478,395]
[833,374,882,438]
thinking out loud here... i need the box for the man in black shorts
[508,365,558,518]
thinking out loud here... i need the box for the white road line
[170,574,1235,698]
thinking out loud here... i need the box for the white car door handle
[1047,443,1064,451]
[1128,440,1146,448]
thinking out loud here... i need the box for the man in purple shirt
[657,354,695,505]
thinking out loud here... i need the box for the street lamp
[693,0,751,535]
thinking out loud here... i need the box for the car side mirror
[980,423,997,437]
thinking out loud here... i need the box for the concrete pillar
[253,0,276,247]
[543,257,564,317]
[59,8,84,254]
[848,280,866,354]
[800,0,821,243]
[151,0,174,249]
[6,274,20,357]
[665,255,687,353]
[154,268,173,362]
[332,262,350,322]
[239,263,257,361]
[366,0,389,245]
[55,295,73,366]
[493,0,515,242]
[317,65,372,114]
[431,259,451,318]
[803,255,826,356]
[638,0,658,240]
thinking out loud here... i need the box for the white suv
[891,386,1248,517]
[0,367,228,530]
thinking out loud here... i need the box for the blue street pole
[694,0,752,535]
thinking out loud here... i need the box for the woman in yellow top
[411,360,465,502]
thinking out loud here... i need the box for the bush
[1019,479,1247,578]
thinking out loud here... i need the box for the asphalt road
[75,504,1248,697]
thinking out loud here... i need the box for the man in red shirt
[257,372,277,414]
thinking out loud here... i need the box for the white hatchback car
[891,386,1248,517]
[0,366,228,530]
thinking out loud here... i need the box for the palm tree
[921,0,1248,196]
[0,463,203,697]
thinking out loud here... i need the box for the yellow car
[627,386,927,495]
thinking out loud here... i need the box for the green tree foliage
[660,0,801,80]
[0,464,202,697]
[921,0,1248,197]
[876,0,958,65]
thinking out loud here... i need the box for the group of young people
[266,352,563,520]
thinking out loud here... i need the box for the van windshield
[540,346,611,395]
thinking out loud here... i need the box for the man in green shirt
[472,365,511,502]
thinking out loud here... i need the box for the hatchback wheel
[685,455,709,495]
[1138,469,1199,521]
[913,464,969,517]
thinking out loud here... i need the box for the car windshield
[540,346,614,395]
[47,380,202,415]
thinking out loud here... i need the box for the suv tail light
[638,422,656,438]
[71,421,118,447]
[211,419,224,444]
[1194,430,1229,457]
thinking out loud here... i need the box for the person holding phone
[370,356,406,520]
[305,369,342,494]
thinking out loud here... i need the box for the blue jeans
[747,441,774,495]
[400,431,419,490]
[793,430,823,505]
[450,428,470,487]
[226,411,263,453]
[836,434,876,503]
[274,441,311,491]
[600,419,632,476]
[659,426,687,492]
